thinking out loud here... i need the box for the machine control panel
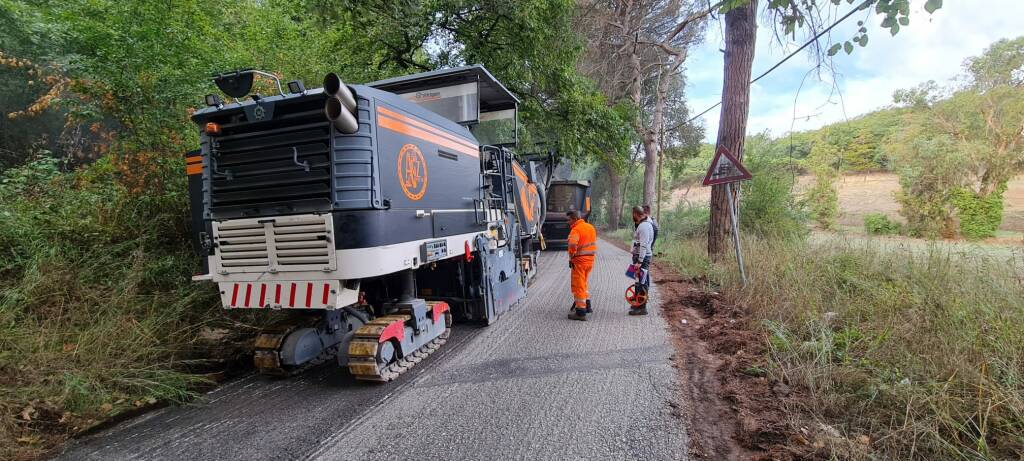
[421,240,449,262]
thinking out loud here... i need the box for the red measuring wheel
[624,285,648,307]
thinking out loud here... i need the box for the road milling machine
[187,66,547,381]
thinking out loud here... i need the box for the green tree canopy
[892,35,1024,238]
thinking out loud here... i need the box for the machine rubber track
[347,313,450,382]
[253,320,338,377]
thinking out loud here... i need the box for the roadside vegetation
[0,153,228,460]
[615,198,1016,459]
[615,174,1024,459]
[0,2,377,457]
[605,36,1024,458]
[642,230,1024,459]
[602,37,1024,244]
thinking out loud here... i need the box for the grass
[655,233,1024,460]
[0,155,257,460]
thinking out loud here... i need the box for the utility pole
[708,0,757,259]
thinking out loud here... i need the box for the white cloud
[686,0,1023,141]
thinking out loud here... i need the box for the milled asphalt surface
[58,239,686,460]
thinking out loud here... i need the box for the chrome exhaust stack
[323,73,358,134]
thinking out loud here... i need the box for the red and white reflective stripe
[221,281,338,309]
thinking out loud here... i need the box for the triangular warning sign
[702,145,752,186]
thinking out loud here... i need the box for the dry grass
[660,236,1024,460]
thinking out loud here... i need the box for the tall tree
[892,36,1024,239]
[706,0,945,256]
[707,0,757,258]
[577,0,706,224]
[317,0,631,167]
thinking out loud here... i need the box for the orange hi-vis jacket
[567,220,598,262]
[567,220,598,308]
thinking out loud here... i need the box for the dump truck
[539,179,592,249]
[187,66,546,381]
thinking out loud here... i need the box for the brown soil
[605,236,822,460]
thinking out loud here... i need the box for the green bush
[0,154,254,459]
[660,203,709,239]
[803,172,839,230]
[739,156,807,239]
[892,134,962,238]
[951,185,1006,240]
[863,213,901,235]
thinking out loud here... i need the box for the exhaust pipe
[324,73,357,112]
[323,73,359,134]
[325,97,358,134]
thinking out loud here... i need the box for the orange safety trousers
[570,257,594,308]
[567,220,598,309]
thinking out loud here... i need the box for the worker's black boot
[585,299,592,314]
[628,305,648,316]
[568,307,588,321]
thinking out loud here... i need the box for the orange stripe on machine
[377,115,479,157]
[186,163,203,175]
[377,106,478,153]
[186,155,202,164]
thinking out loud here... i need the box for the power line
[670,0,871,132]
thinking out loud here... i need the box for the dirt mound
[651,260,825,460]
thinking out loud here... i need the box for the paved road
[58,239,686,460]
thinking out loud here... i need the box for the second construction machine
[187,66,547,381]
[540,179,592,249]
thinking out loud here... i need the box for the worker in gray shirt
[629,206,654,316]
[642,204,658,253]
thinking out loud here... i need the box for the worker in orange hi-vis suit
[566,210,598,321]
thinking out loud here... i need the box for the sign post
[702,146,753,286]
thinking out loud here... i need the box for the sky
[685,0,1021,142]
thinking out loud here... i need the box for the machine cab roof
[368,65,519,147]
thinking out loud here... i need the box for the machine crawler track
[347,311,451,382]
[252,319,337,377]
[255,342,341,377]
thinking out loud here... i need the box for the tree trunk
[606,164,623,229]
[641,131,658,207]
[644,63,674,209]
[708,0,757,259]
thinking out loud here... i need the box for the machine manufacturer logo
[253,105,266,120]
[397,143,428,201]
